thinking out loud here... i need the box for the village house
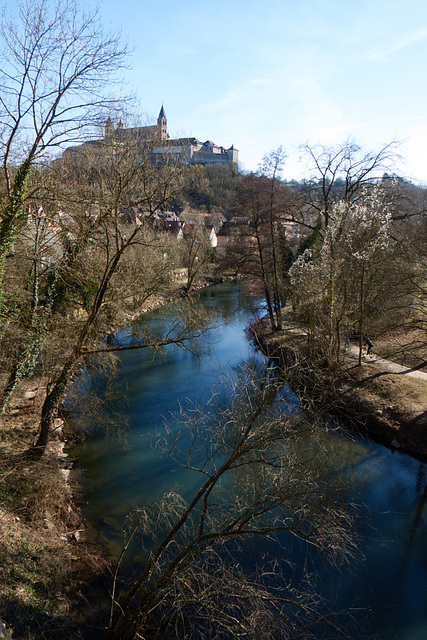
[205,225,218,248]
[216,217,257,257]
[149,218,185,241]
[184,221,218,248]
[179,208,226,233]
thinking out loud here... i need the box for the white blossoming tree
[290,185,393,365]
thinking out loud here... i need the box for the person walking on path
[365,338,374,357]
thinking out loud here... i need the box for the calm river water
[72,282,427,639]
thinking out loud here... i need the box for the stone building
[105,106,238,167]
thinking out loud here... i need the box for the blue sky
[93,0,427,181]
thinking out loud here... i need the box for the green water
[72,282,427,639]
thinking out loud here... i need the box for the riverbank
[2,280,427,639]
[0,273,239,638]
[0,379,94,639]
[259,321,427,462]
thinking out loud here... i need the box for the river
[72,282,427,639]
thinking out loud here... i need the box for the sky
[90,0,427,182]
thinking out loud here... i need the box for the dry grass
[375,325,427,369]
[344,362,427,414]
[0,382,89,639]
[261,316,427,459]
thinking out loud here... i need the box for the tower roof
[158,105,166,119]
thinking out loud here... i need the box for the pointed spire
[157,105,168,141]
[104,116,114,139]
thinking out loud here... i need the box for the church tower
[104,116,114,139]
[157,106,168,141]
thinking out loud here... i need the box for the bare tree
[299,140,401,228]
[0,172,102,411]
[230,157,295,332]
[19,122,205,460]
[0,0,129,305]
[257,147,289,330]
[181,222,213,294]
[105,365,357,639]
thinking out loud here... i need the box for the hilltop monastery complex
[64,107,238,168]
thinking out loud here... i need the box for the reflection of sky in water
[71,283,427,640]
[72,284,266,530]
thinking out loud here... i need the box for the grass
[0,384,90,639]
[375,325,427,369]
[346,363,427,410]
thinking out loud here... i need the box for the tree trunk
[0,160,32,308]
[25,355,75,460]
[256,229,277,332]
[335,318,341,364]
[357,264,366,366]
[24,248,126,460]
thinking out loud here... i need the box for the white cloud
[362,25,427,62]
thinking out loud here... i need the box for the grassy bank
[0,380,97,639]
[259,323,427,461]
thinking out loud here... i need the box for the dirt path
[281,321,427,381]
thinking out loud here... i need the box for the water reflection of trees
[105,362,361,640]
